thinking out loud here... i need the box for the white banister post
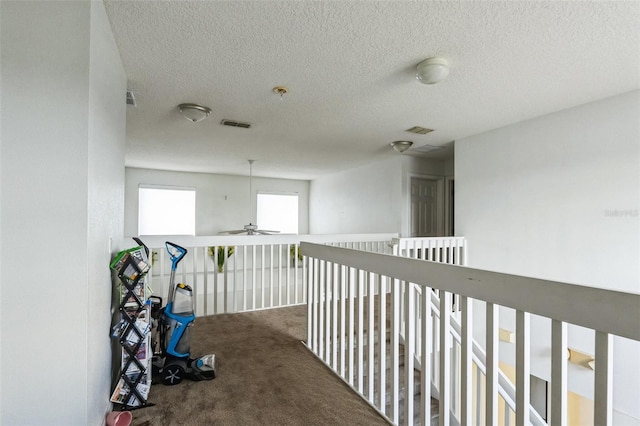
[515,310,530,426]
[242,245,247,311]
[331,262,338,370]
[204,246,210,315]
[486,303,499,426]
[390,278,400,424]
[348,267,355,386]
[594,331,613,426]
[339,264,346,378]
[324,260,331,362]
[550,320,567,426]
[260,245,265,309]
[439,291,451,426]
[367,272,375,401]
[420,285,433,426]
[460,296,473,426]
[404,282,415,426]
[252,245,257,310]
[377,274,387,409]
[318,259,325,357]
[357,269,365,393]
[306,255,313,349]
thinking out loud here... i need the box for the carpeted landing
[131,304,389,425]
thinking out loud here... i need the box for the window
[256,193,299,234]
[138,186,196,235]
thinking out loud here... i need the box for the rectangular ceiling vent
[221,119,252,129]
[405,126,434,135]
[126,90,137,107]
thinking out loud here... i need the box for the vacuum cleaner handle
[166,241,188,271]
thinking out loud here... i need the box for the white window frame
[138,185,196,236]
[256,191,299,234]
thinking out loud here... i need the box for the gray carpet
[130,305,389,425]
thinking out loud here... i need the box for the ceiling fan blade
[220,229,246,234]
[256,229,280,234]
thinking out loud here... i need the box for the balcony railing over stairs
[303,238,640,426]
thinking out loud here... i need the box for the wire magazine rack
[109,243,153,410]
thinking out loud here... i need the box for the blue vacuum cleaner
[151,241,217,385]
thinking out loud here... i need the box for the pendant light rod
[248,160,255,224]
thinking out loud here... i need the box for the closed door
[410,177,442,237]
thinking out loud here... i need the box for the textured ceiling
[103,1,640,180]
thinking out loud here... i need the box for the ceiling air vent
[405,126,433,135]
[126,91,137,107]
[221,119,252,129]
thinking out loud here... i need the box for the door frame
[406,173,446,237]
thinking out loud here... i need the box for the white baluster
[318,259,324,358]
[378,275,387,410]
[367,272,375,402]
[324,261,331,362]
[421,285,433,426]
[486,303,499,426]
[550,320,567,426]
[390,278,400,424]
[242,245,247,311]
[192,247,198,315]
[516,310,530,426]
[260,244,265,309]
[339,264,346,378]
[204,246,210,315]
[357,269,365,393]
[404,282,415,426]
[348,266,355,387]
[306,255,313,350]
[460,296,473,426]
[594,331,613,426]
[332,263,338,370]
[440,291,451,426]
[251,244,257,310]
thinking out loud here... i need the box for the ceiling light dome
[178,103,212,122]
[390,140,413,153]
[416,57,449,85]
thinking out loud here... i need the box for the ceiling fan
[220,160,280,235]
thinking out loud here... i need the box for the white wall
[310,156,448,236]
[125,167,309,236]
[0,1,126,424]
[87,3,127,425]
[455,91,640,421]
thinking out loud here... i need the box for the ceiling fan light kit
[177,103,212,122]
[416,57,449,85]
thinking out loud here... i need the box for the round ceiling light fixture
[178,103,212,122]
[390,140,413,153]
[416,57,449,85]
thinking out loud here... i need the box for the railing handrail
[301,242,640,342]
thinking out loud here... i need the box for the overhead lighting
[416,57,449,85]
[390,140,413,153]
[272,86,288,100]
[177,103,212,122]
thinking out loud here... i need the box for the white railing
[128,233,396,316]
[303,241,640,426]
[394,236,467,265]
